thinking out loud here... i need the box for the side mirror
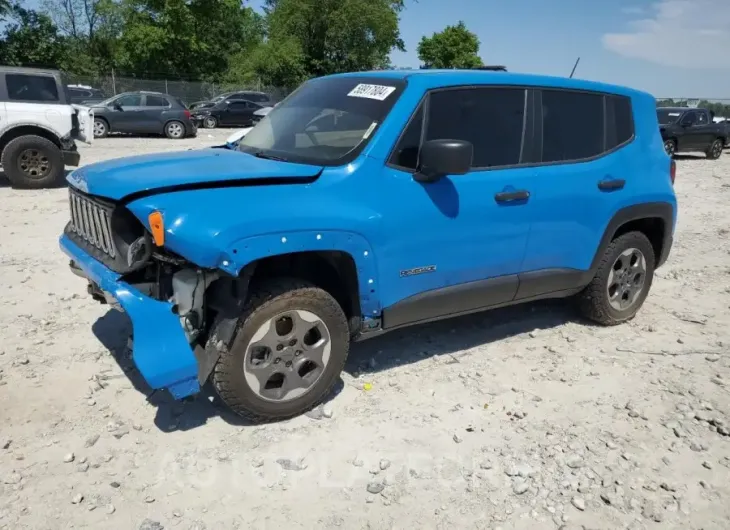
[113,103,123,111]
[414,139,473,183]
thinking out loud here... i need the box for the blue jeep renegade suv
[60,70,677,421]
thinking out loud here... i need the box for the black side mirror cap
[414,139,473,183]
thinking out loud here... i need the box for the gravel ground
[1,133,729,530]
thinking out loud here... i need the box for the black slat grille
[68,189,116,258]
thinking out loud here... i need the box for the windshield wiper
[251,150,288,162]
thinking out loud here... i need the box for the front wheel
[210,278,350,422]
[706,138,723,160]
[663,139,676,157]
[203,116,217,129]
[93,118,109,138]
[577,231,655,326]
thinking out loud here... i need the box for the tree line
[0,0,486,89]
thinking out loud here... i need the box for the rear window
[6,74,59,102]
[541,89,604,162]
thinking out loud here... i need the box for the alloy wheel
[606,248,647,311]
[167,122,184,138]
[93,120,106,137]
[664,140,675,157]
[243,310,331,402]
[17,149,50,179]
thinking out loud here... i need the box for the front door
[377,86,533,328]
[225,101,256,126]
[108,93,145,133]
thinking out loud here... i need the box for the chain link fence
[64,72,291,106]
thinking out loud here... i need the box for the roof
[0,66,60,76]
[324,69,652,99]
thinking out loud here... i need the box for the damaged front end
[60,187,235,399]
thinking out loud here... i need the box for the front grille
[68,189,116,258]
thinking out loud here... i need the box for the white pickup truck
[0,66,93,188]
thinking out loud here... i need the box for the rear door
[517,89,636,296]
[141,94,171,133]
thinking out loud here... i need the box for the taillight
[670,159,676,185]
[184,109,191,119]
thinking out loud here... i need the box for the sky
[17,0,730,98]
[384,0,730,98]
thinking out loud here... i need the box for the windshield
[237,76,405,165]
[657,109,683,125]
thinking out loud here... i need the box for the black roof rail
[472,65,507,71]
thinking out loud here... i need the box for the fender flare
[589,201,675,272]
[0,123,63,147]
[218,230,381,317]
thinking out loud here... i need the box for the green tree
[417,21,483,69]
[114,0,263,80]
[0,4,69,68]
[263,0,406,79]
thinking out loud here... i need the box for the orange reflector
[148,211,165,247]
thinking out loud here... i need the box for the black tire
[663,139,676,157]
[93,118,109,138]
[203,116,217,129]
[577,231,655,326]
[210,278,350,422]
[0,135,64,189]
[164,120,186,139]
[706,138,723,160]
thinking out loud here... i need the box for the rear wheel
[1,135,64,189]
[577,231,655,326]
[210,278,350,422]
[165,120,185,139]
[706,138,723,160]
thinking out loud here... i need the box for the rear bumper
[59,234,200,399]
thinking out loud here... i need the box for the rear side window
[541,89,604,163]
[6,74,59,102]
[606,95,634,150]
[389,87,526,170]
[145,95,169,107]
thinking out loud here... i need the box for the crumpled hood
[66,148,323,200]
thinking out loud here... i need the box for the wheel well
[0,126,61,156]
[613,217,665,263]
[247,251,362,330]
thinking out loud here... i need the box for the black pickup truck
[657,107,726,159]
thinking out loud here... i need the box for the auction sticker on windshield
[347,84,396,101]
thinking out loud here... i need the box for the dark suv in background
[67,85,107,106]
[657,107,726,159]
[91,91,197,139]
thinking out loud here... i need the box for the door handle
[597,179,625,191]
[494,190,530,203]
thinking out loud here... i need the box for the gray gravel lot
[0,135,729,529]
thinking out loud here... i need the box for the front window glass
[238,76,405,165]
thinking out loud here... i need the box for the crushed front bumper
[59,234,200,399]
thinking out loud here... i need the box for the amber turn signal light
[148,211,165,247]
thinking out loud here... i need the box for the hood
[66,148,323,201]
[225,127,253,145]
